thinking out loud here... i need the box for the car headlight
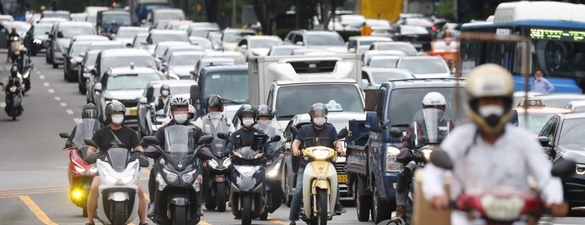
[208,159,219,169]
[313,149,329,159]
[222,157,232,167]
[385,146,402,172]
[234,165,259,177]
[163,168,178,183]
[33,39,42,45]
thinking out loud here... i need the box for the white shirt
[422,123,563,205]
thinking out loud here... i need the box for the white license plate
[126,108,137,115]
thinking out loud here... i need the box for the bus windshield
[525,27,585,79]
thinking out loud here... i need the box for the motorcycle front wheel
[171,205,187,225]
[113,201,125,225]
[216,184,227,212]
[317,189,328,225]
[241,195,252,225]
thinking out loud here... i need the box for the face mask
[242,118,254,127]
[478,105,504,127]
[111,115,124,125]
[313,117,326,127]
[257,120,270,129]
[161,90,169,97]
[174,113,188,124]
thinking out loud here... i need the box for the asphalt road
[0,52,583,225]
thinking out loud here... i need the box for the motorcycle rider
[7,24,19,63]
[194,94,235,132]
[289,103,346,225]
[392,92,453,222]
[146,96,205,216]
[422,64,568,224]
[254,105,276,136]
[65,103,102,148]
[3,65,24,110]
[154,84,171,111]
[223,104,274,157]
[85,101,148,225]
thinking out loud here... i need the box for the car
[24,23,53,55]
[79,50,101,95]
[188,36,214,51]
[436,23,461,39]
[536,94,585,108]
[186,22,219,30]
[515,97,572,136]
[192,58,236,79]
[566,100,585,113]
[0,15,14,24]
[429,39,458,68]
[64,41,99,82]
[399,18,434,34]
[280,111,367,204]
[290,48,330,56]
[137,80,196,137]
[145,29,190,56]
[41,11,72,20]
[347,36,392,53]
[396,56,450,78]
[71,13,88,22]
[55,35,108,64]
[94,67,167,126]
[47,22,96,68]
[114,26,148,47]
[361,67,415,88]
[164,20,193,30]
[393,25,432,51]
[131,32,149,49]
[38,17,68,24]
[86,41,125,53]
[362,50,406,64]
[208,32,222,50]
[161,45,203,64]
[221,28,257,51]
[236,35,283,58]
[187,26,219,38]
[193,65,250,114]
[513,91,539,107]
[365,55,401,68]
[538,112,585,209]
[145,8,186,29]
[284,30,346,53]
[367,19,395,38]
[369,41,418,56]
[164,51,206,79]
[152,41,191,66]
[203,51,245,63]
[2,21,30,41]
[329,14,365,31]
[152,19,172,30]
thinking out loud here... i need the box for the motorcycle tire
[205,196,217,210]
[259,209,268,220]
[216,184,227,212]
[113,201,125,225]
[241,195,252,225]
[317,189,328,225]
[171,205,187,225]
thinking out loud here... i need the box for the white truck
[248,54,365,129]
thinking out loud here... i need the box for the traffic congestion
[2,0,585,225]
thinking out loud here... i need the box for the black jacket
[224,127,275,158]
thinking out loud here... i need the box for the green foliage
[436,2,453,20]
[336,30,360,42]
[274,28,294,40]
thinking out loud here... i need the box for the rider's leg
[87,176,100,224]
[394,162,415,220]
[137,180,147,223]
[288,167,305,224]
[335,184,345,213]
[147,168,156,216]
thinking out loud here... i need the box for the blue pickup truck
[345,78,465,223]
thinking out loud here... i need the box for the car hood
[103,89,144,100]
[561,148,585,164]
[57,38,72,48]
[308,46,347,53]
[169,66,193,76]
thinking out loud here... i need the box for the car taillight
[432,26,437,31]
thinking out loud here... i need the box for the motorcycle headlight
[156,173,167,191]
[10,86,16,93]
[208,159,219,169]
[163,168,179,183]
[385,146,402,172]
[421,149,433,163]
[234,165,260,177]
[267,167,279,178]
[222,157,232,167]
[74,165,86,174]
[480,194,525,221]
[102,165,136,185]
[181,169,197,184]
[313,150,329,160]
[88,165,98,174]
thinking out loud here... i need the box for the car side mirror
[62,53,67,58]
[551,159,577,177]
[217,132,229,140]
[84,139,97,147]
[290,126,300,137]
[240,44,248,50]
[381,119,390,130]
[337,128,349,139]
[126,43,132,48]
[140,136,159,146]
[198,135,214,145]
[190,84,200,100]
[269,135,281,143]
[389,127,402,138]
[59,132,70,139]
[139,97,148,104]
[94,83,102,91]
[537,136,551,147]
[295,41,303,46]
[430,150,453,170]
[91,68,97,76]
[48,34,53,39]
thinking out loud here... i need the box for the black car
[64,41,93,82]
[78,50,101,94]
[24,23,53,56]
[538,113,585,209]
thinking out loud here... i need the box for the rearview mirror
[289,126,300,137]
[337,128,349,139]
[537,136,550,147]
[190,84,200,100]
[84,139,97,147]
[126,43,132,48]
[217,132,229,140]
[59,132,70,139]
[198,135,214,145]
[270,135,281,143]
[295,41,303,46]
[389,127,402,138]
[430,150,453,170]
[551,159,577,177]
[240,44,248,50]
[139,97,147,104]
[94,83,102,91]
[140,136,159,146]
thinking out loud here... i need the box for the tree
[252,0,294,34]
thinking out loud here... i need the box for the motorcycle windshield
[73,119,99,149]
[201,112,230,157]
[254,119,279,138]
[108,148,129,172]
[237,146,258,160]
[164,125,195,155]
[412,108,450,147]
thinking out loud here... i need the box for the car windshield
[405,18,433,27]
[370,58,399,68]
[43,13,70,19]
[375,44,418,55]
[574,105,585,112]
[204,71,249,103]
[189,29,215,37]
[151,33,189,44]
[102,56,154,72]
[70,43,90,57]
[34,26,52,35]
[7,22,30,33]
[518,113,555,134]
[306,34,344,46]
[371,71,413,83]
[387,87,466,126]
[133,35,147,46]
[527,34,585,78]
[540,97,585,108]
[399,58,447,74]
[102,14,131,25]
[117,29,146,38]
[59,26,95,38]
[155,11,184,20]
[558,118,585,148]
[170,54,205,66]
[360,40,390,46]
[224,31,256,42]
[249,39,281,49]
[190,38,212,49]
[71,15,87,21]
[153,85,192,98]
[276,84,363,119]
[87,16,96,23]
[156,44,188,57]
[84,52,99,67]
[107,73,162,90]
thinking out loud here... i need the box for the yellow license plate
[128,109,137,115]
[375,30,386,33]
[338,175,347,183]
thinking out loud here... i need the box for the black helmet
[10,64,18,77]
[105,101,126,123]
[205,94,224,111]
[160,84,170,96]
[309,103,328,118]
[236,104,257,122]
[82,103,98,119]
[256,105,272,119]
[170,96,189,111]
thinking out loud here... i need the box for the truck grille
[118,100,138,108]
[335,161,346,174]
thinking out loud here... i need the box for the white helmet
[422,92,446,111]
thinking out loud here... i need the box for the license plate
[338,175,347,183]
[375,30,386,34]
[128,108,137,115]
[216,174,224,177]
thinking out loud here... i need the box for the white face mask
[161,90,169,97]
[478,105,504,117]
[242,118,254,127]
[313,117,326,126]
[174,113,188,124]
[257,120,270,128]
[111,115,124,125]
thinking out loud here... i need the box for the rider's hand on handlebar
[430,194,449,209]
[548,202,569,217]
[293,149,301,156]
[336,148,345,157]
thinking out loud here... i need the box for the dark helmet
[105,101,126,123]
[170,96,189,111]
[236,104,257,122]
[82,103,98,119]
[309,103,328,118]
[205,94,224,111]
[160,84,170,96]
[10,64,18,77]
[256,105,272,119]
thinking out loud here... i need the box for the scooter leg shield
[302,165,314,218]
[108,192,129,201]
[326,163,338,218]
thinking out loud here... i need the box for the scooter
[9,36,21,63]
[84,140,149,225]
[17,46,33,94]
[141,126,214,225]
[289,126,348,225]
[3,76,23,120]
[200,115,232,212]
[59,119,100,217]
[217,132,280,225]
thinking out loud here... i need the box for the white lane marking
[73,118,81,124]
[66,109,74,115]
[43,82,49,87]
[39,75,45,80]
[48,89,54,93]
[54,96,60,101]
[0,102,4,107]
[60,102,67,107]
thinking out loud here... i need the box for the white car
[361,67,415,88]
[362,50,406,65]
[236,35,283,57]
[114,27,148,47]
[396,56,451,79]
[221,28,257,51]
[566,100,585,113]
[346,36,392,53]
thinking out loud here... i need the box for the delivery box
[412,169,451,225]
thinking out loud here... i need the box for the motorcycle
[9,35,21,63]
[3,75,23,120]
[141,126,214,225]
[200,114,232,212]
[257,120,285,217]
[217,132,280,225]
[289,126,349,225]
[17,46,33,94]
[429,150,576,225]
[84,140,149,225]
[58,119,100,217]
